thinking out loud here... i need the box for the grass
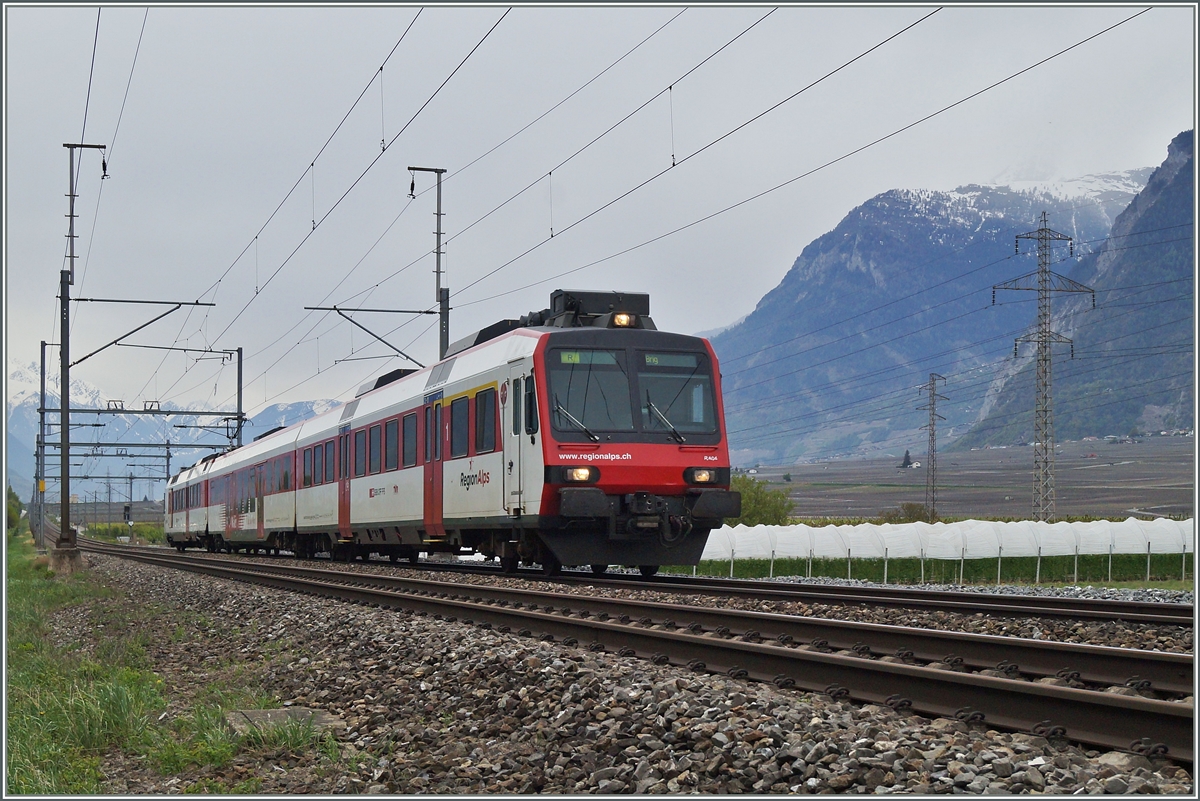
[6,527,166,793]
[4,526,344,794]
[668,551,1194,587]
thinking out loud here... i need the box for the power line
[329,7,777,313]
[449,7,1153,316]
[721,254,1192,410]
[206,8,700,407]
[208,8,510,347]
[441,8,779,248]
[131,11,426,405]
[720,275,1190,417]
[726,306,1194,443]
[451,8,943,301]
[74,7,150,326]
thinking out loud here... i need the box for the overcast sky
[5,4,1195,425]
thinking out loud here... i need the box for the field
[750,436,1194,520]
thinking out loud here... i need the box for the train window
[524,371,539,435]
[548,349,633,433]
[434,404,443,460]
[476,388,496,453]
[450,397,469,458]
[637,350,717,434]
[385,419,399,471]
[424,407,433,462]
[403,413,417,467]
[313,445,323,486]
[324,441,335,483]
[340,435,349,481]
[303,449,313,487]
[354,430,367,477]
[369,425,382,474]
[512,378,522,436]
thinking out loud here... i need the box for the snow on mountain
[997,168,1155,204]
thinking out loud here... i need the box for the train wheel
[589,564,608,576]
[389,552,400,563]
[541,554,562,577]
[638,565,659,577]
[500,554,519,574]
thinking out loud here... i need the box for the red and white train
[165,290,740,575]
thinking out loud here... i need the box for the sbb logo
[460,470,490,491]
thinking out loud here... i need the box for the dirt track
[751,436,1194,520]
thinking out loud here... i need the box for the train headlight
[564,467,597,483]
[684,467,728,485]
[612,312,636,328]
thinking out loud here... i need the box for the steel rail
[553,569,1194,626]
[343,556,1196,625]
[85,543,1193,762]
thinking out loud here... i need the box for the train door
[505,365,524,515]
[338,427,351,540]
[255,464,265,540]
[422,391,445,537]
[224,474,234,543]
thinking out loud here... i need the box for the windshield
[637,351,717,434]
[548,349,634,432]
[547,347,717,439]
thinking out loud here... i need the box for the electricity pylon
[993,212,1094,521]
[917,373,946,521]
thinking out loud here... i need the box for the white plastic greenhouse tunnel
[701,518,1195,582]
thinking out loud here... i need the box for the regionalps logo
[459,469,490,490]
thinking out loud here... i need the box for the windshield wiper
[554,395,600,442]
[646,391,685,443]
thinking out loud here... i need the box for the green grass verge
[666,552,1193,588]
[5,531,165,793]
[4,530,334,794]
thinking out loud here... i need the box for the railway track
[423,560,1196,626]
[83,541,1193,762]
[102,538,1194,625]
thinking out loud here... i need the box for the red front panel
[533,336,732,514]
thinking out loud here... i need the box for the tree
[7,485,24,533]
[900,450,913,468]
[725,474,793,526]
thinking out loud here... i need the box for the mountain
[710,168,1153,465]
[954,131,1194,447]
[4,360,336,502]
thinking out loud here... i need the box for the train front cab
[528,325,740,574]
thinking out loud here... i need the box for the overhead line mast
[993,211,1094,522]
[409,166,449,359]
[56,142,105,574]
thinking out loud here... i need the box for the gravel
[71,553,1193,794]
[760,575,1194,606]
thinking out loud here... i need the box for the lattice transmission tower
[917,373,947,521]
[993,212,1094,521]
